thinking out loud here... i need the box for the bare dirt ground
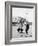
[12,24,32,38]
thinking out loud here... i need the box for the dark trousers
[25,24,29,34]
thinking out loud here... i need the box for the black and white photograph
[5,1,37,44]
[10,6,35,42]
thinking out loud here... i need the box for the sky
[12,6,35,22]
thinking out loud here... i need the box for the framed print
[5,1,37,44]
